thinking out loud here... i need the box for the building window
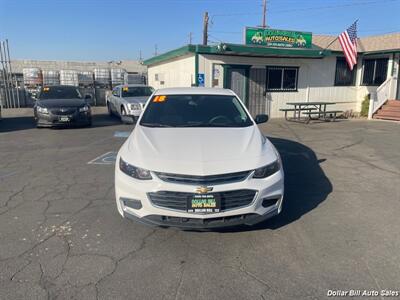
[334,57,355,86]
[266,66,298,91]
[362,58,388,86]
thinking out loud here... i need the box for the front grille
[50,107,77,115]
[148,189,257,212]
[154,170,251,185]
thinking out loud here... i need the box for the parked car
[114,88,284,229]
[106,84,154,123]
[34,85,92,128]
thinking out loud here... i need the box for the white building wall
[147,52,395,118]
[147,54,195,89]
[199,54,368,118]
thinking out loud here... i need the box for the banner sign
[245,27,312,48]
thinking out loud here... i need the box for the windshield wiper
[179,123,238,128]
[179,123,207,127]
[140,122,175,128]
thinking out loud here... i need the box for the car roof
[154,87,236,96]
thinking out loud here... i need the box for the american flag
[338,21,358,70]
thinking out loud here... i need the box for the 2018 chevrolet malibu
[115,88,284,229]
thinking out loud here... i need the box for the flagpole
[319,36,340,55]
[319,19,358,55]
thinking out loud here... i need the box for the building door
[224,66,249,106]
[248,68,266,117]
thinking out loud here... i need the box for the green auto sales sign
[245,27,312,48]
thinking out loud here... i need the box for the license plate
[59,116,70,122]
[187,194,220,213]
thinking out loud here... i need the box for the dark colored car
[34,86,92,128]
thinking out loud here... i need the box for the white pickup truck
[106,84,154,123]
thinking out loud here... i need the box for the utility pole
[154,44,158,56]
[139,50,142,61]
[188,32,193,45]
[202,12,209,45]
[262,0,267,28]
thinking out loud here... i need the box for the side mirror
[255,114,268,124]
[84,94,92,100]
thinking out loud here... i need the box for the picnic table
[280,101,343,123]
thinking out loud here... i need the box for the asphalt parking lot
[0,108,399,299]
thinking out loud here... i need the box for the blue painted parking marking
[114,131,130,138]
[88,151,117,165]
[198,73,205,87]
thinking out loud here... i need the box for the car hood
[123,125,278,175]
[123,96,149,104]
[37,99,86,108]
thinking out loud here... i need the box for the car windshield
[121,86,154,97]
[39,86,82,100]
[139,94,253,128]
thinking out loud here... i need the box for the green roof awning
[143,43,330,66]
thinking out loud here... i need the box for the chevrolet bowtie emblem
[195,186,213,194]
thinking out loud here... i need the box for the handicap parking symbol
[198,73,205,87]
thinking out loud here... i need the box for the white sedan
[115,88,284,229]
[106,84,154,123]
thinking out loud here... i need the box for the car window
[112,88,120,97]
[140,94,253,128]
[121,86,154,97]
[38,86,82,100]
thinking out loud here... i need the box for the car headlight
[129,103,141,110]
[37,106,49,114]
[79,105,90,112]
[119,157,152,180]
[253,160,281,178]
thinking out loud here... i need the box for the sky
[1,0,399,61]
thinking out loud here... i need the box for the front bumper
[36,111,91,127]
[126,105,144,117]
[126,110,142,118]
[123,209,280,229]
[115,165,284,229]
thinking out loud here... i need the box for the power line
[210,0,399,19]
[270,0,399,13]
[208,34,224,43]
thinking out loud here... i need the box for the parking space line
[114,131,130,138]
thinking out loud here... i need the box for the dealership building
[144,29,400,119]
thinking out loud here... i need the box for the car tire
[107,102,113,116]
[121,107,127,123]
